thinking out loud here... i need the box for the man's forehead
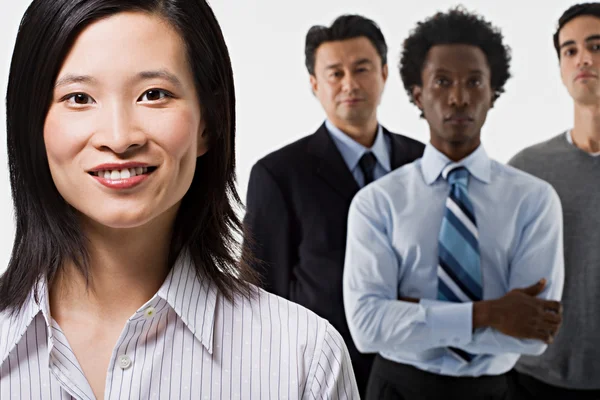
[315,38,379,64]
[423,45,489,71]
[559,15,600,44]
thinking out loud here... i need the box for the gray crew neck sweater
[508,132,600,390]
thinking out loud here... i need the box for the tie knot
[445,166,469,186]
[359,152,377,172]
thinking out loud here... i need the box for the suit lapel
[307,123,359,202]
[387,127,414,169]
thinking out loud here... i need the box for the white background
[0,0,580,273]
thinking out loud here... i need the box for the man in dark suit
[242,14,424,395]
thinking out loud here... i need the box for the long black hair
[1,0,257,314]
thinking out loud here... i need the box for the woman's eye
[139,89,170,102]
[66,93,94,105]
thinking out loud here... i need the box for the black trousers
[508,369,600,400]
[366,354,510,400]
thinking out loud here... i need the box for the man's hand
[399,296,419,303]
[473,279,562,343]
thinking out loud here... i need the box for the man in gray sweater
[508,3,600,399]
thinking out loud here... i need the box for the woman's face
[44,11,207,230]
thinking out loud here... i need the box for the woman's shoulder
[224,287,357,397]
[222,286,350,365]
[226,285,333,335]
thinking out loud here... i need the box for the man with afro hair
[343,7,565,399]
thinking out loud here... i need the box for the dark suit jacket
[243,122,425,394]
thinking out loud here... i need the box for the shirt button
[453,338,460,343]
[144,306,156,318]
[119,355,132,370]
[440,338,447,344]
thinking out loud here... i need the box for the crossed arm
[343,186,564,356]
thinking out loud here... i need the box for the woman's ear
[197,119,209,157]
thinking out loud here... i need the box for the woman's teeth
[94,167,148,179]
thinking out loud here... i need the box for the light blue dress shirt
[343,143,564,377]
[325,119,391,188]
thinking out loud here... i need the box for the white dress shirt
[0,253,359,399]
[344,144,564,377]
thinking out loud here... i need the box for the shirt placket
[104,297,165,400]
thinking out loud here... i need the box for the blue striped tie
[437,166,482,363]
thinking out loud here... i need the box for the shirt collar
[1,251,218,368]
[566,130,600,156]
[421,142,491,186]
[156,251,218,354]
[325,119,391,172]
[0,280,51,367]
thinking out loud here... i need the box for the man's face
[558,15,600,105]
[412,44,493,149]
[310,37,388,129]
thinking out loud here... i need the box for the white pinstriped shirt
[0,254,359,399]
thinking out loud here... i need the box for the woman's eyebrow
[54,74,96,88]
[54,70,183,89]
[135,69,183,89]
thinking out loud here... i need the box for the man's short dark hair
[399,6,511,108]
[553,2,600,59]
[305,14,387,76]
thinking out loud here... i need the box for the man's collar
[325,119,391,172]
[420,143,491,185]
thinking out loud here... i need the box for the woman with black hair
[0,1,357,398]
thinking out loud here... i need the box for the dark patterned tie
[358,152,377,186]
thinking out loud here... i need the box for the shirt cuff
[420,299,473,346]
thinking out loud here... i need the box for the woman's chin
[75,201,181,232]
[77,210,155,231]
